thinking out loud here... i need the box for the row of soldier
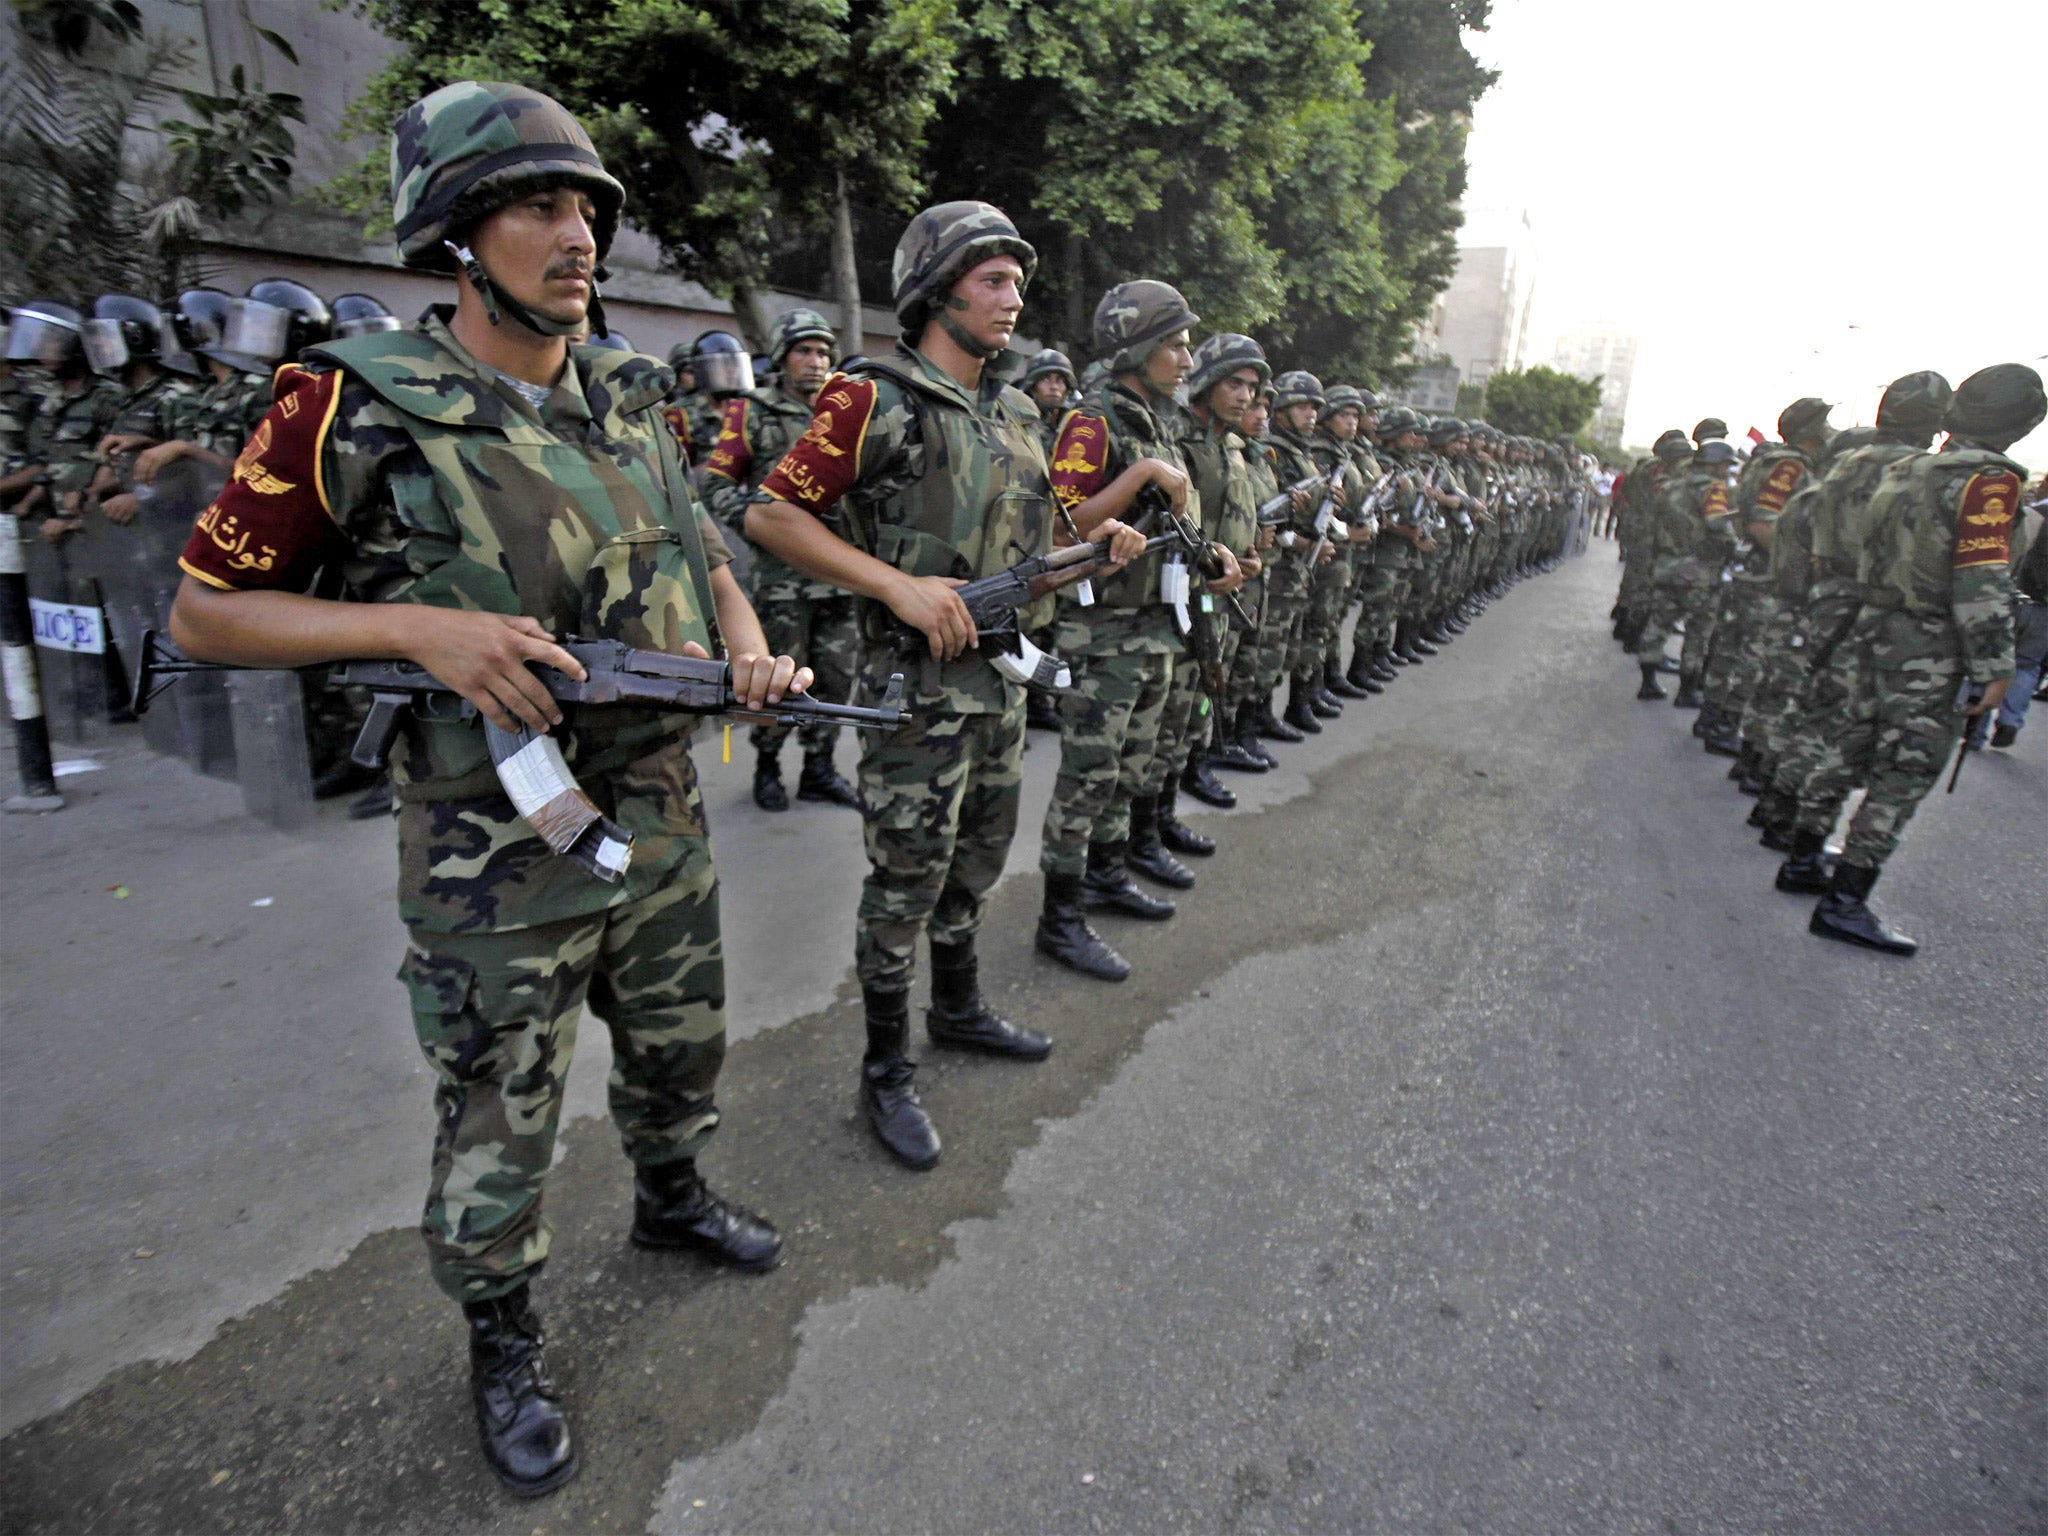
[1610,367,2045,956]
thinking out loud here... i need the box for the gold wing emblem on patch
[230,420,297,496]
[798,413,848,458]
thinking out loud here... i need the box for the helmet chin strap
[937,296,1000,361]
[446,241,605,340]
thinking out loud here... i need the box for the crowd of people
[2,80,1609,1497]
[1609,378,2046,957]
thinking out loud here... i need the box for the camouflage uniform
[1227,431,1280,713]
[165,367,274,457]
[699,323,860,768]
[1255,374,1324,703]
[1703,438,1812,721]
[1176,406,1261,775]
[1,365,51,477]
[1633,453,1735,681]
[95,370,194,495]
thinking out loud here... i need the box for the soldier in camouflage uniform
[1310,386,1379,703]
[1632,432,1738,704]
[1223,385,1285,766]
[137,287,285,489]
[699,307,863,813]
[1758,372,1952,853]
[1613,431,1690,649]
[169,82,801,1496]
[1774,364,2042,956]
[1263,371,1344,732]
[1695,397,1833,757]
[663,340,725,465]
[1032,280,1218,976]
[1,301,72,508]
[1172,332,1268,819]
[77,295,195,529]
[1019,347,1077,454]
[748,202,1146,1163]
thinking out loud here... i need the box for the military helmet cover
[1093,280,1199,374]
[1429,415,1468,445]
[1321,383,1366,418]
[1945,363,2047,447]
[1270,369,1325,413]
[766,307,835,368]
[1186,333,1269,402]
[1692,417,1728,444]
[1653,430,1691,462]
[1020,348,1077,389]
[1698,439,1739,465]
[1376,404,1424,438]
[891,200,1036,336]
[1873,370,1952,436]
[392,82,625,272]
[1776,396,1832,441]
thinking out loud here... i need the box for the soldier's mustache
[544,261,592,281]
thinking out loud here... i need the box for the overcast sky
[1459,0,2048,467]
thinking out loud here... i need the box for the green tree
[339,0,960,349]
[1482,365,1603,439]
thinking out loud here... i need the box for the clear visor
[5,314,80,366]
[81,318,133,376]
[695,349,755,397]
[219,298,291,364]
[335,314,402,339]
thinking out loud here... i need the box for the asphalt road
[2,545,2042,1534]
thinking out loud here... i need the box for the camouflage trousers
[1634,571,1715,676]
[749,586,860,758]
[1737,605,1810,759]
[1765,589,1867,802]
[1617,544,1656,621]
[1294,556,1352,680]
[857,697,1027,992]
[1703,581,1771,714]
[1790,611,1968,870]
[1040,646,1174,875]
[1255,559,1313,696]
[1403,556,1440,624]
[1355,561,1410,654]
[402,848,726,1302]
[1160,616,1242,779]
[1224,573,1269,710]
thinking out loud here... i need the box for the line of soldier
[28,77,1601,1497]
[1609,368,2044,956]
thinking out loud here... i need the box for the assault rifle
[133,631,908,883]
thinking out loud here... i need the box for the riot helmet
[80,294,168,376]
[691,330,754,397]
[332,293,404,339]
[582,328,633,353]
[5,298,83,367]
[218,280,332,372]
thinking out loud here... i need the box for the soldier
[1613,430,1689,649]
[1264,371,1345,731]
[1310,385,1377,702]
[1762,372,1952,861]
[1632,436,1739,704]
[168,82,801,1494]
[700,307,863,814]
[1019,348,1077,453]
[17,304,120,545]
[663,339,726,464]
[1248,372,1324,735]
[0,301,82,513]
[1032,280,1220,975]
[1374,405,1442,670]
[135,284,312,491]
[78,295,195,529]
[1775,364,2042,955]
[1174,332,1268,815]
[1696,397,1832,757]
[1223,384,1285,767]
[746,203,1147,1160]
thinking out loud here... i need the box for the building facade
[1550,323,1638,447]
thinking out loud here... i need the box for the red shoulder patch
[759,375,874,514]
[1700,479,1732,519]
[1953,469,2019,569]
[178,365,342,592]
[1755,457,1806,514]
[702,396,752,484]
[1049,410,1110,511]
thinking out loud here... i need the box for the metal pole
[2,512,65,812]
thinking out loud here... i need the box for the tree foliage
[1482,365,1603,440]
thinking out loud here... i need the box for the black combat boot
[1701,714,1742,758]
[464,1286,577,1497]
[860,991,940,1169]
[1083,839,1177,919]
[1284,677,1324,734]
[1754,796,1796,853]
[1036,870,1131,981]
[1774,828,1835,895]
[1325,657,1369,700]
[1690,702,1716,738]
[1208,712,1268,773]
[1127,794,1197,888]
[1391,623,1420,664]
[752,752,788,812]
[927,937,1051,1058]
[1157,780,1216,856]
[1369,644,1399,682]
[1737,751,1768,797]
[797,750,862,809]
[1636,663,1667,700]
[1254,691,1305,743]
[630,1159,782,1270]
[1180,750,1236,808]
[1304,671,1343,719]
[1408,627,1440,656]
[1236,707,1279,768]
[1672,673,1705,710]
[1810,861,1917,956]
[1345,642,1384,694]
[1026,689,1062,732]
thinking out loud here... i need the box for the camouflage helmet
[1270,370,1325,413]
[766,306,835,368]
[1094,280,1199,374]
[1653,429,1691,462]
[1944,363,2047,448]
[1873,370,1952,437]
[1078,358,1112,394]
[1698,439,1739,466]
[392,82,625,273]
[1692,417,1728,444]
[1320,383,1366,418]
[1020,348,1077,390]
[1428,415,1468,446]
[1185,333,1269,402]
[1822,425,1880,464]
[1776,396,1832,442]
[1377,404,1425,439]
[891,200,1036,341]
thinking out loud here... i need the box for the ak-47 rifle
[133,631,909,884]
[1255,474,1324,530]
[1947,679,1986,793]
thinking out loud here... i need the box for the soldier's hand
[1964,678,2011,716]
[133,441,189,485]
[716,642,813,711]
[888,573,977,661]
[40,516,81,545]
[1289,485,1315,514]
[1315,541,1337,565]
[1142,458,1191,514]
[1239,549,1264,578]
[1421,537,1438,554]
[400,610,588,735]
[1100,518,1148,571]
[1255,525,1276,552]
[1207,543,1246,593]
[101,492,141,526]
[99,433,155,458]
